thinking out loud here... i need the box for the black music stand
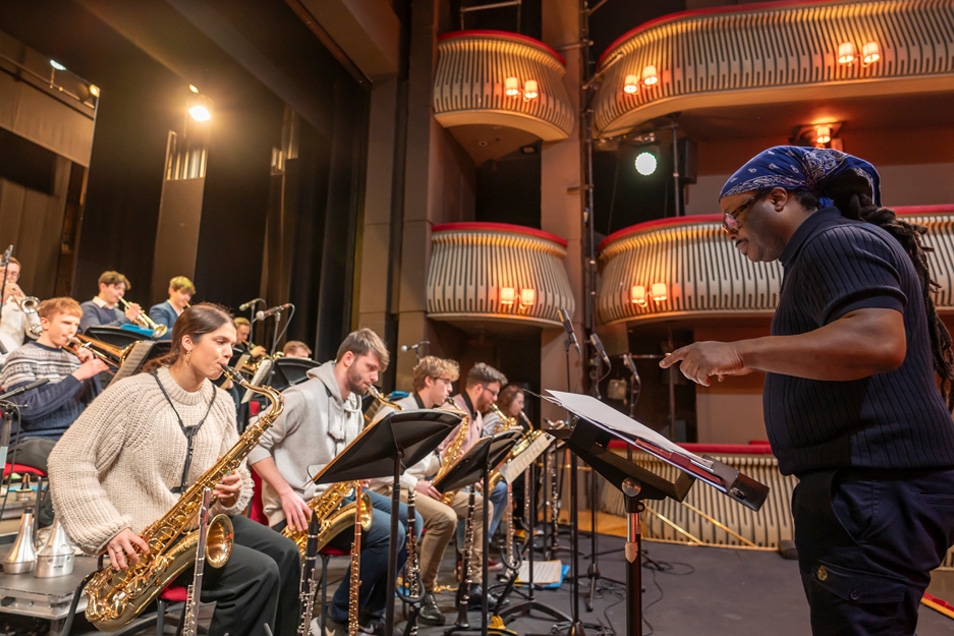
[550,391,769,636]
[311,409,460,636]
[85,325,147,347]
[270,356,320,391]
[435,431,521,636]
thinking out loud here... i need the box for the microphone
[622,353,639,378]
[400,340,430,353]
[256,303,293,321]
[589,333,611,368]
[238,297,265,312]
[0,245,12,266]
[558,308,579,353]
[0,377,50,402]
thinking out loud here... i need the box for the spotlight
[88,84,100,97]
[634,150,658,176]
[189,105,211,121]
[189,84,200,94]
[49,59,66,71]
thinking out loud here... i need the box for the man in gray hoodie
[251,328,419,635]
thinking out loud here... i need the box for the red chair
[4,463,48,546]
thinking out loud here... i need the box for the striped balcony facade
[597,206,954,326]
[434,31,575,141]
[427,223,575,328]
[591,0,954,137]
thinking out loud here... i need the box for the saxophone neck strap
[152,370,217,494]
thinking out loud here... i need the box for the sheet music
[498,432,553,484]
[516,559,563,586]
[107,341,156,387]
[242,357,271,404]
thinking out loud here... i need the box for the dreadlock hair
[835,192,954,411]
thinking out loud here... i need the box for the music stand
[311,409,461,636]
[270,357,320,391]
[549,391,768,636]
[435,431,521,636]
[85,325,146,347]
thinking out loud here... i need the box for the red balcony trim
[598,0,839,67]
[598,205,954,253]
[438,30,567,67]
[432,222,568,248]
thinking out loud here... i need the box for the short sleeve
[797,225,906,326]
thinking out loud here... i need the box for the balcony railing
[591,0,954,137]
[434,30,575,141]
[597,206,954,326]
[427,222,575,328]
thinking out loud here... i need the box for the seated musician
[481,384,528,436]
[250,328,420,636]
[148,275,194,339]
[282,340,312,358]
[0,297,107,525]
[370,356,495,622]
[78,270,141,333]
[446,363,510,550]
[0,257,39,366]
[47,304,300,636]
[233,317,267,359]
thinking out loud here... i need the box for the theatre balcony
[426,222,575,331]
[590,0,954,138]
[433,30,575,163]
[597,206,954,327]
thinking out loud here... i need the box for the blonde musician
[282,340,312,358]
[0,297,105,525]
[148,275,195,339]
[234,316,267,359]
[370,356,496,621]
[445,363,510,544]
[249,328,419,636]
[78,270,141,333]
[0,257,39,364]
[47,304,300,636]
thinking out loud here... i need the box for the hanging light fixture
[630,285,648,306]
[641,65,658,86]
[837,42,857,64]
[862,41,881,65]
[623,74,639,94]
[505,76,520,97]
[523,79,539,100]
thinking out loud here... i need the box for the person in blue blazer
[148,276,194,340]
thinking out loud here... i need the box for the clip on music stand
[548,391,768,636]
[311,408,460,636]
[434,431,521,636]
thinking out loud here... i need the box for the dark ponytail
[838,193,954,410]
[142,303,234,374]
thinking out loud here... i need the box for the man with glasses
[662,146,954,636]
[370,356,495,621]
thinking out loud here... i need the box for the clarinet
[401,488,422,636]
[452,490,477,630]
[296,512,321,635]
[181,488,212,636]
[348,484,363,636]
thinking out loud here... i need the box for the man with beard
[250,328,419,636]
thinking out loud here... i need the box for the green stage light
[634,150,658,176]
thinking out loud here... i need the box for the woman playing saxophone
[47,304,301,636]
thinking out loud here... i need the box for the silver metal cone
[2,511,37,574]
[34,518,74,578]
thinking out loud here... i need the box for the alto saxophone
[434,398,470,505]
[282,481,373,556]
[83,365,283,631]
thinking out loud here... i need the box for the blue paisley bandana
[720,146,881,207]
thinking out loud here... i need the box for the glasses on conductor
[722,196,758,234]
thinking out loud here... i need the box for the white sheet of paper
[545,390,712,468]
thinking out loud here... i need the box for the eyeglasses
[722,196,759,234]
[481,385,500,398]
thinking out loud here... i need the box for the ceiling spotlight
[189,105,211,122]
[49,59,66,71]
[189,84,200,94]
[88,84,100,97]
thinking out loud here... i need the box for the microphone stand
[0,252,11,355]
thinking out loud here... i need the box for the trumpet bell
[19,296,40,314]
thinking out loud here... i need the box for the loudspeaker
[678,137,698,184]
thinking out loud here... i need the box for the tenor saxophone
[83,365,283,631]
[282,481,373,555]
[434,399,470,504]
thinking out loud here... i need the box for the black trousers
[792,467,954,636]
[8,436,55,526]
[188,515,301,636]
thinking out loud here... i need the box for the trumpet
[65,334,136,371]
[19,296,41,338]
[119,297,167,338]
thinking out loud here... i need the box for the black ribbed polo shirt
[764,207,954,475]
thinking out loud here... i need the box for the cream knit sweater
[47,366,252,556]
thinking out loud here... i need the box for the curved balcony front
[427,222,575,329]
[591,0,954,138]
[434,30,575,142]
[597,206,954,326]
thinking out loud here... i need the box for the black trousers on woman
[188,514,301,636]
